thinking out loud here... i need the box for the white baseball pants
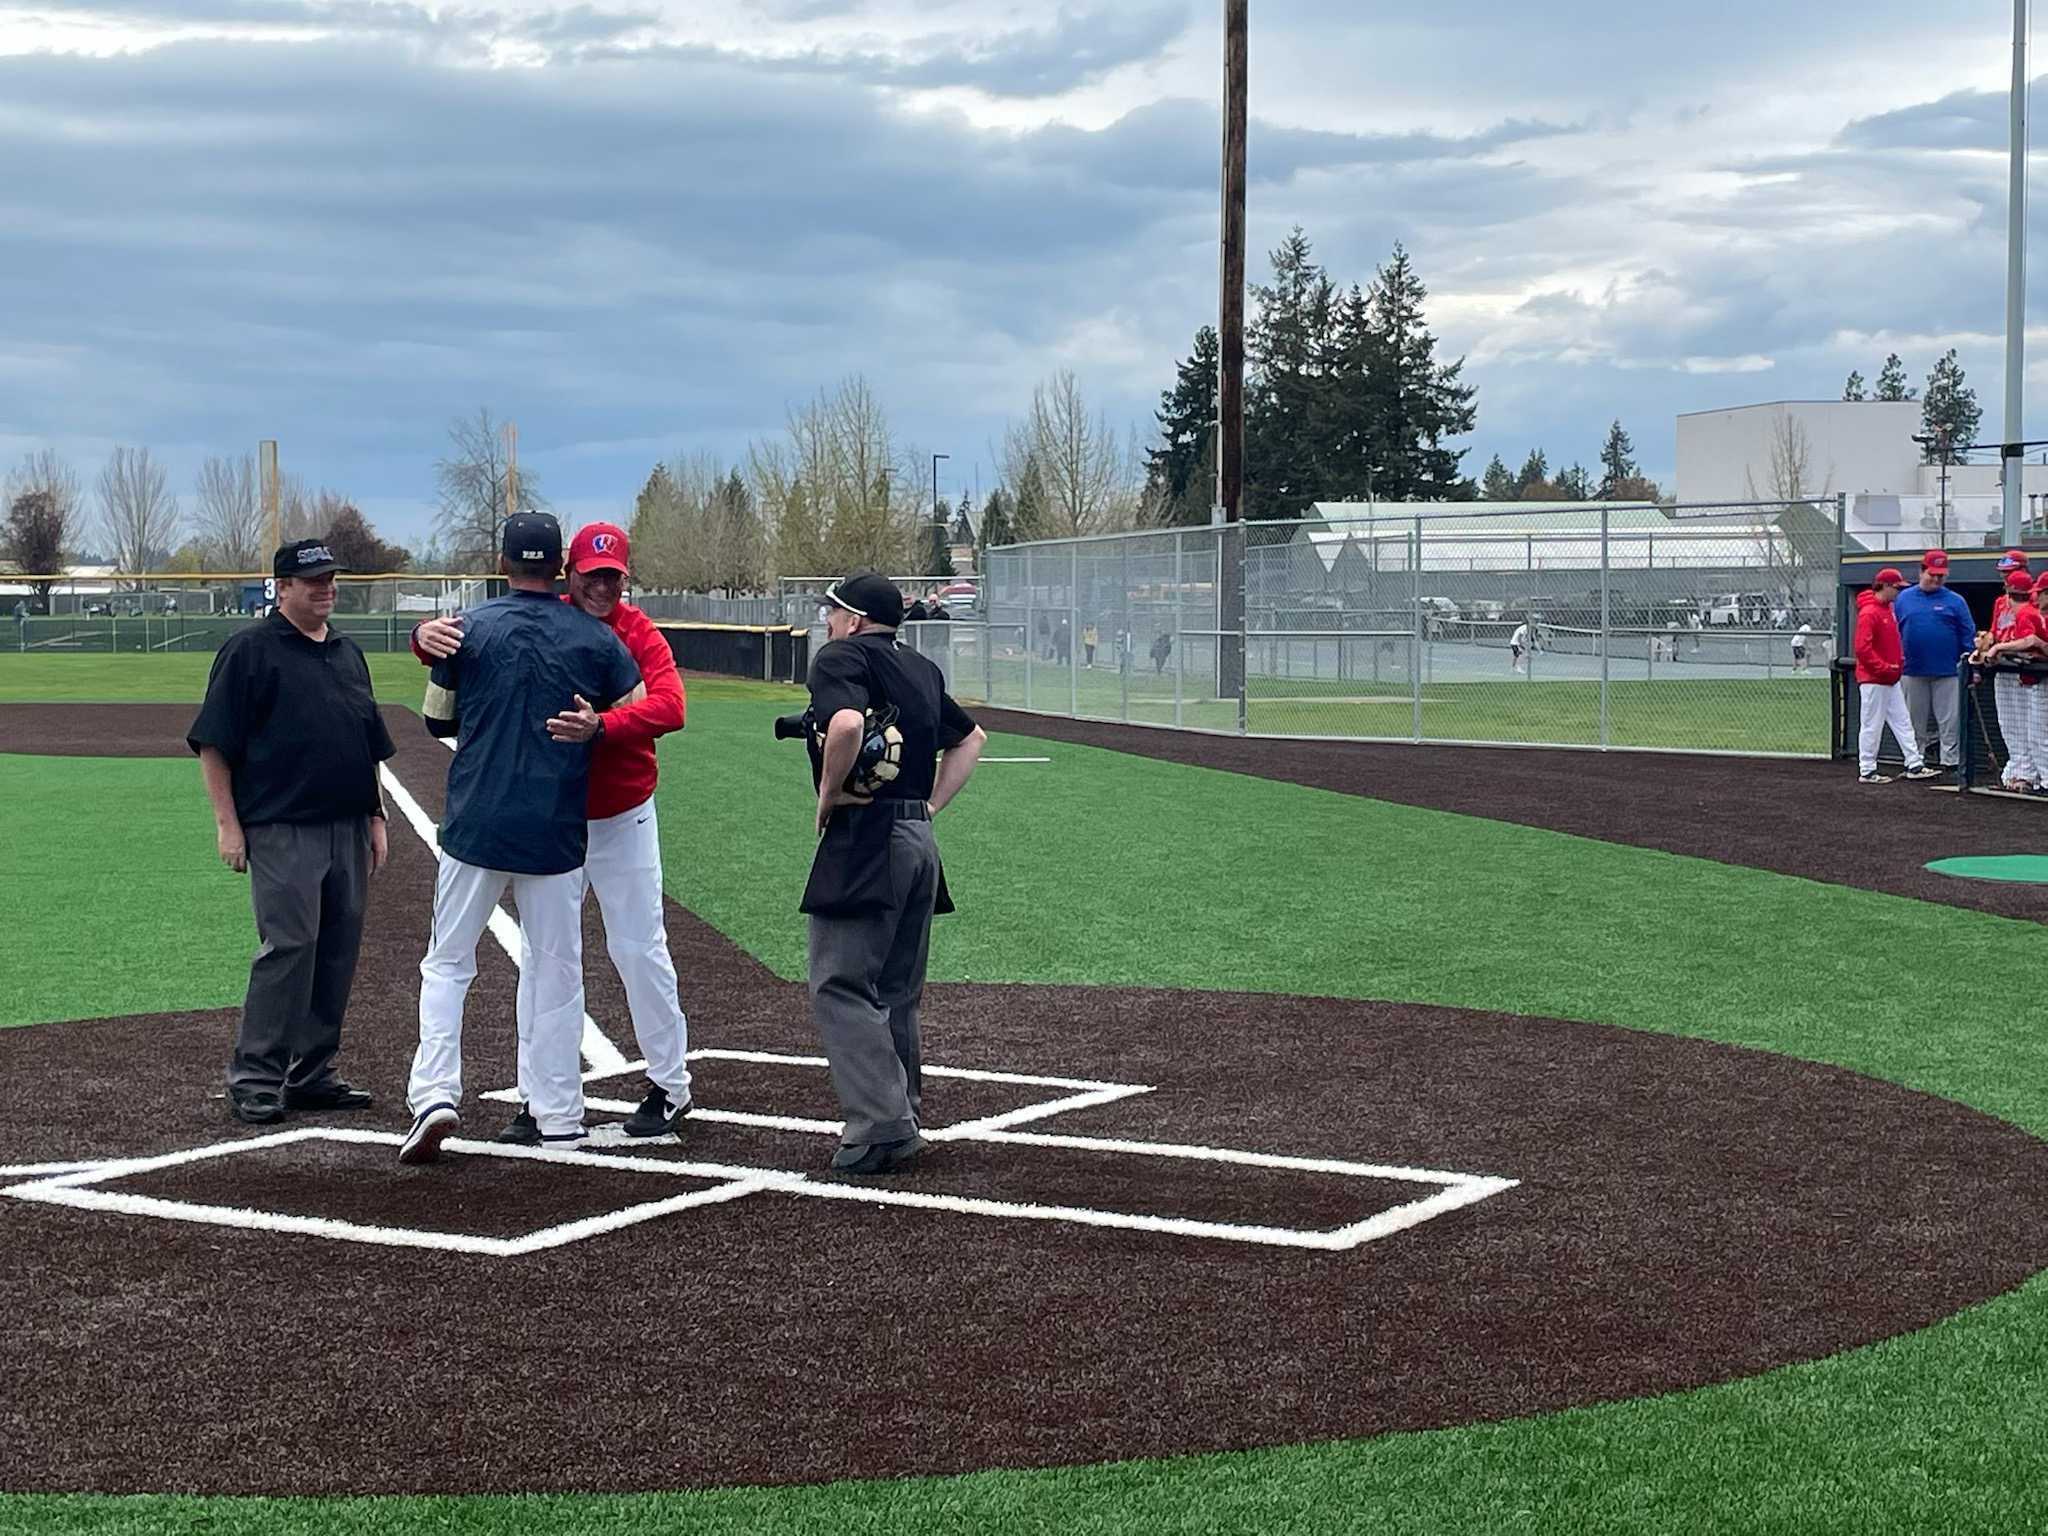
[1995,674,2037,784]
[1857,683,1925,776]
[514,796,691,1106]
[2031,685,2048,786]
[411,853,588,1138]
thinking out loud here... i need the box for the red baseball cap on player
[2007,570,2036,593]
[1922,550,1950,572]
[1998,549,2030,571]
[1873,568,1907,588]
[568,523,630,575]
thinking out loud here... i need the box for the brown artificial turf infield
[5,706,2048,1496]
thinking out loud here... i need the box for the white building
[1675,399,2048,550]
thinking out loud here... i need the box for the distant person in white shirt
[1510,621,1534,675]
[1792,624,1812,672]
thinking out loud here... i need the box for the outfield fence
[977,501,1846,756]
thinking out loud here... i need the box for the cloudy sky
[1,0,2043,550]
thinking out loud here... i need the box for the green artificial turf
[0,756,258,1027]
[2,659,2045,1534]
[978,658,1828,753]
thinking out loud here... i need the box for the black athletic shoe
[494,1105,541,1146]
[229,1091,287,1126]
[621,1085,691,1139]
[829,1135,928,1176]
[398,1103,459,1165]
[285,1080,373,1112]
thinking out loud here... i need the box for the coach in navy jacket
[1893,550,1977,771]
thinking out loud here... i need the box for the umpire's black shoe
[285,1080,373,1113]
[622,1085,691,1138]
[495,1105,542,1146]
[229,1091,286,1126]
[829,1135,928,1176]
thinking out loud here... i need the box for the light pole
[931,453,950,576]
[2005,0,2030,545]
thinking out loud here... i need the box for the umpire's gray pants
[231,818,370,1097]
[1902,674,1962,766]
[807,820,940,1148]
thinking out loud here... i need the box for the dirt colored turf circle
[5,709,2048,1496]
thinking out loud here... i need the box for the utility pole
[503,421,520,522]
[2006,0,2030,545]
[258,440,280,559]
[931,452,950,574]
[1217,0,1248,723]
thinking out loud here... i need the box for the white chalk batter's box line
[0,1053,1517,1256]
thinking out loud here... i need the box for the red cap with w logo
[568,522,630,575]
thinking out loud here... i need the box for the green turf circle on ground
[1925,855,2048,884]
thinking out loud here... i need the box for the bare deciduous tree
[435,408,543,569]
[2,450,81,602]
[1743,409,1838,609]
[97,446,181,576]
[1002,372,1141,537]
[748,377,917,581]
[192,454,263,571]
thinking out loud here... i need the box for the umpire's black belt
[865,799,930,821]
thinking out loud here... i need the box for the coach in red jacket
[1852,569,1938,786]
[413,522,693,1139]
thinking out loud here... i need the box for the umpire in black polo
[803,570,986,1175]
[188,539,395,1126]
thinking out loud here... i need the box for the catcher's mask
[833,705,904,796]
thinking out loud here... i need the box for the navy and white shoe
[1903,765,1941,781]
[622,1085,691,1139]
[398,1103,459,1165]
[539,1126,588,1152]
[494,1106,541,1147]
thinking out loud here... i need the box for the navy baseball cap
[502,511,564,566]
[825,570,905,627]
[273,539,342,579]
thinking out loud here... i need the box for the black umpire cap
[502,511,564,566]
[273,539,342,579]
[825,570,905,628]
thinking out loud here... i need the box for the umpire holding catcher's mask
[803,570,986,1175]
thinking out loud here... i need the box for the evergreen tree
[1919,349,1982,463]
[1147,325,1220,526]
[1843,371,1867,402]
[1875,353,1916,402]
[1244,227,1335,521]
[976,486,1016,565]
[926,498,956,578]
[1597,420,1639,498]
[1355,245,1477,502]
[1514,449,1550,498]
[1012,457,1051,542]
[1480,454,1515,501]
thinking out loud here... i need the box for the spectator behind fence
[1853,568,1940,786]
[1893,550,1976,777]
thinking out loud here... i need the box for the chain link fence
[979,501,1844,756]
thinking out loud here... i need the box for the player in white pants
[1857,682,1928,781]
[416,857,590,1143]
[1990,571,2037,788]
[512,795,690,1112]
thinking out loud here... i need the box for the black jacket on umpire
[800,630,975,918]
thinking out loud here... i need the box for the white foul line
[378,759,630,1077]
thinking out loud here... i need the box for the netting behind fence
[976,504,1842,756]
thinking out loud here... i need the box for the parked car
[1707,591,1771,627]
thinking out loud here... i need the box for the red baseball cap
[2007,570,2036,593]
[568,522,630,575]
[1922,550,1949,572]
[1998,549,2030,571]
[1873,568,1907,588]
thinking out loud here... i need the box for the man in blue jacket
[1893,549,1977,776]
